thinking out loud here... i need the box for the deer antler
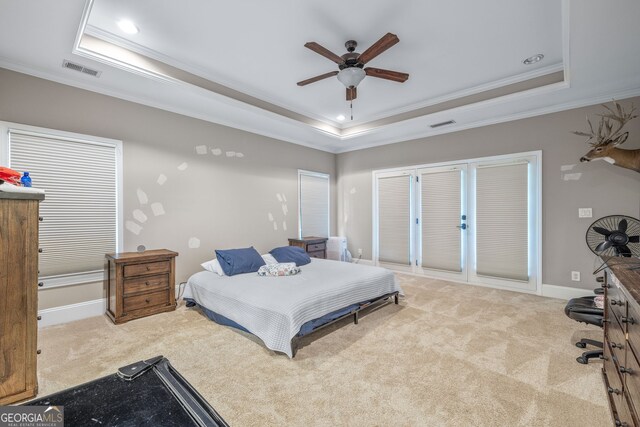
[572,101,637,147]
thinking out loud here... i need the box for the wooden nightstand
[105,249,178,324]
[288,237,328,259]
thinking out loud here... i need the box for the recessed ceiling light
[336,114,346,122]
[117,19,139,35]
[523,53,544,65]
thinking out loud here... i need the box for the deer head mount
[574,101,640,173]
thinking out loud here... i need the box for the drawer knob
[145,281,150,286]
[608,386,622,395]
[620,366,633,375]
[622,317,636,324]
[145,299,150,303]
[146,266,151,271]
[38,216,43,222]
[36,349,41,355]
[612,342,623,349]
[38,282,44,287]
[602,283,611,289]
[38,248,43,253]
[37,316,41,321]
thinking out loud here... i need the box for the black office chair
[564,287,604,364]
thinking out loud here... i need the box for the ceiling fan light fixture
[337,67,366,88]
[117,19,139,35]
[523,53,544,65]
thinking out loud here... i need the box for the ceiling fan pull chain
[350,100,353,121]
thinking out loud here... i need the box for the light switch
[571,271,581,281]
[578,208,592,218]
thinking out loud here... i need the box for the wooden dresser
[288,237,328,259]
[105,249,178,324]
[602,257,640,426]
[0,191,44,405]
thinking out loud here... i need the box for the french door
[373,152,540,293]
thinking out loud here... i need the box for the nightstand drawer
[124,274,169,296]
[308,243,326,252]
[124,261,170,278]
[308,250,325,258]
[124,290,169,312]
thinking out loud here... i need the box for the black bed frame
[290,291,399,357]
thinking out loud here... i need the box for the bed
[183,258,402,357]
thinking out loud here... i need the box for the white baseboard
[540,284,593,300]
[38,284,184,327]
[352,258,374,266]
[38,298,106,328]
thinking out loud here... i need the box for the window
[373,151,540,293]
[298,170,329,238]
[1,122,122,287]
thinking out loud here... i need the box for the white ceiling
[0,0,639,153]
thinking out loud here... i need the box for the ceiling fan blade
[346,87,357,101]
[297,71,339,86]
[364,67,409,83]
[629,236,640,243]
[595,241,613,252]
[618,218,628,233]
[304,42,345,65]
[357,33,399,65]
[593,226,612,236]
[618,245,632,257]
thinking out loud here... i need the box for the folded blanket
[257,262,300,277]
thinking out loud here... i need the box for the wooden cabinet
[0,192,43,405]
[288,237,328,259]
[105,249,178,324]
[603,257,640,426]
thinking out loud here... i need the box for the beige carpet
[37,274,610,426]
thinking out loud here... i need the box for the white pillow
[201,258,225,276]
[202,254,276,275]
[262,253,278,265]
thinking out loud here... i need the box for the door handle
[457,224,467,230]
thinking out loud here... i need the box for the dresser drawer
[123,290,169,312]
[609,317,627,362]
[605,342,625,399]
[308,250,325,259]
[124,274,169,296]
[307,243,326,252]
[622,345,640,418]
[609,286,628,325]
[616,391,637,427]
[124,260,171,278]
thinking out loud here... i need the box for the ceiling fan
[297,33,409,107]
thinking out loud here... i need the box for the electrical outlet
[571,271,581,281]
[578,208,592,218]
[357,248,363,256]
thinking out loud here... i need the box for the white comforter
[183,258,401,357]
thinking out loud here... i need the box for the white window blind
[299,171,329,238]
[421,169,462,272]
[475,162,529,281]
[9,130,118,278]
[377,174,412,265]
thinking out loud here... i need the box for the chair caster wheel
[577,356,588,364]
[575,342,587,348]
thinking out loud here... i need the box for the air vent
[62,60,102,78]
[430,120,456,128]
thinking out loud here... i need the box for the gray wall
[337,99,640,290]
[0,68,336,309]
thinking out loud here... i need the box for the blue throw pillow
[270,246,311,266]
[215,247,266,276]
